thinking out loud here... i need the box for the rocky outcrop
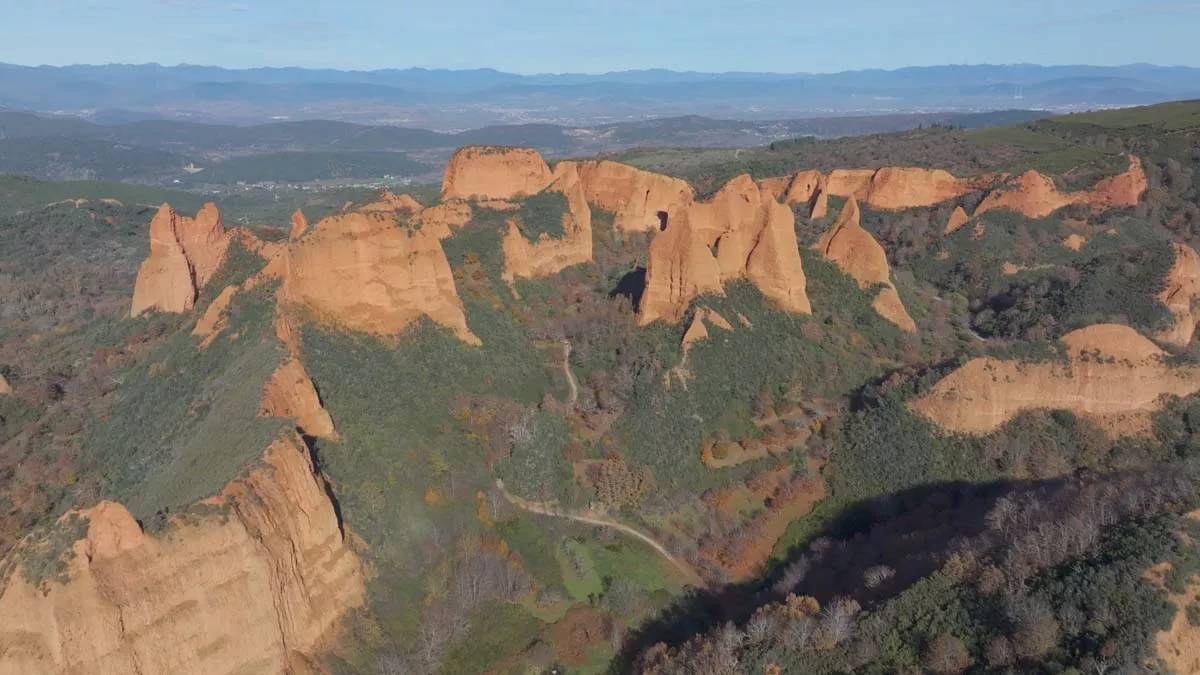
[974,156,1147,218]
[359,191,423,214]
[192,285,239,348]
[289,210,309,240]
[261,359,337,440]
[502,163,594,282]
[944,206,970,234]
[414,202,473,240]
[441,146,552,201]
[682,308,734,353]
[909,324,1200,437]
[275,211,480,345]
[813,197,917,332]
[639,203,724,325]
[1062,233,1087,251]
[567,160,695,231]
[0,434,364,675]
[1158,243,1200,347]
[0,374,9,395]
[130,203,231,317]
[639,175,810,324]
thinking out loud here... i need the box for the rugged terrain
[2,100,1200,674]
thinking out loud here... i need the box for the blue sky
[5,0,1199,73]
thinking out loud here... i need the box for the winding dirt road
[494,479,703,586]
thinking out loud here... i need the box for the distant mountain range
[0,109,1047,185]
[2,63,1198,128]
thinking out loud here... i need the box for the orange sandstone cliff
[441,146,553,201]
[130,203,231,317]
[813,197,917,332]
[944,206,970,234]
[567,160,695,231]
[261,359,338,440]
[0,434,364,675]
[974,156,1147,219]
[1158,242,1200,347]
[909,324,1200,436]
[275,211,480,345]
[289,209,309,240]
[502,162,594,282]
[639,174,810,324]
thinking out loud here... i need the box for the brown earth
[260,359,338,440]
[0,434,364,675]
[441,146,552,201]
[944,206,970,235]
[1062,233,1088,251]
[130,203,231,317]
[0,374,9,395]
[812,197,917,332]
[909,324,1200,436]
[1159,243,1200,348]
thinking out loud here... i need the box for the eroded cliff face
[289,209,309,241]
[130,203,231,317]
[502,163,595,282]
[192,285,240,348]
[567,160,695,231]
[812,197,916,332]
[639,174,810,324]
[909,324,1200,436]
[275,211,480,345]
[1159,243,1200,348]
[944,206,970,234]
[359,190,424,214]
[974,156,1147,218]
[0,374,9,395]
[0,434,364,675]
[441,146,553,201]
[261,359,338,440]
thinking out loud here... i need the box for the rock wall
[441,146,553,201]
[567,160,694,231]
[0,434,364,675]
[502,163,594,282]
[261,359,338,440]
[130,203,231,317]
[275,211,480,345]
[812,197,916,332]
[974,156,1147,218]
[289,209,309,240]
[192,285,239,348]
[909,324,1200,436]
[1158,242,1200,347]
[639,174,810,324]
[944,206,970,234]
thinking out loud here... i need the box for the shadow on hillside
[609,476,1063,672]
[610,267,647,308]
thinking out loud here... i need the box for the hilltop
[1,100,1200,674]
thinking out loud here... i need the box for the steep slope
[0,434,364,675]
[812,197,916,332]
[1158,242,1200,347]
[974,155,1147,218]
[638,202,724,325]
[261,359,338,440]
[130,203,231,316]
[909,324,1200,436]
[441,146,553,201]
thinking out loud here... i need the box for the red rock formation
[639,174,810,323]
[0,434,364,675]
[414,202,473,240]
[441,146,553,201]
[275,211,480,345]
[359,190,423,214]
[910,324,1200,437]
[289,209,309,240]
[810,189,829,219]
[974,156,1147,218]
[261,359,337,440]
[944,206,970,234]
[1062,234,1088,251]
[785,170,826,206]
[566,160,695,231]
[502,163,594,282]
[130,203,231,317]
[1159,243,1200,347]
[813,198,917,332]
[0,374,9,395]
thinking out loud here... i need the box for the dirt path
[561,340,579,408]
[495,479,703,586]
